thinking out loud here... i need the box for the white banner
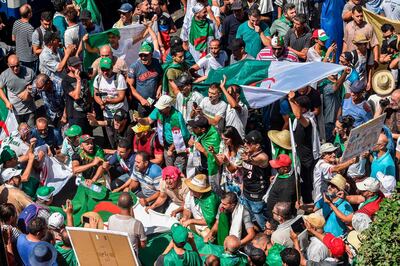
[242,61,346,108]
[40,155,73,195]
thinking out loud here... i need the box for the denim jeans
[240,196,267,230]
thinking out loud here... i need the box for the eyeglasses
[9,64,20,68]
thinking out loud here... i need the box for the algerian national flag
[0,101,18,143]
[40,153,74,196]
[75,0,102,26]
[196,60,345,108]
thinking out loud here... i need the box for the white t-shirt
[199,97,227,132]
[312,159,333,203]
[175,91,204,122]
[225,101,248,138]
[307,46,322,62]
[184,192,208,231]
[112,39,133,64]
[197,51,228,76]
[380,0,400,20]
[93,74,128,119]
[307,237,329,262]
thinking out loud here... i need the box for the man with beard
[257,35,299,62]
[127,42,162,117]
[145,166,189,216]
[32,11,56,56]
[132,123,164,165]
[71,134,106,186]
[270,3,297,38]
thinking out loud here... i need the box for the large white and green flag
[0,102,18,142]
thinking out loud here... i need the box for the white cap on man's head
[1,168,22,182]
[155,95,174,110]
[356,177,380,192]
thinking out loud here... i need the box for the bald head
[100,45,113,57]
[224,235,241,254]
[205,255,220,266]
[8,54,19,65]
[391,89,400,104]
[20,4,32,18]
[118,192,133,210]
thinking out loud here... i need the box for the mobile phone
[193,102,198,109]
[82,216,90,224]
[291,217,306,234]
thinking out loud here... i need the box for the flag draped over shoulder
[189,18,214,53]
[74,0,102,25]
[0,101,18,142]
[40,155,74,196]
[195,60,345,108]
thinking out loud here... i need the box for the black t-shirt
[106,120,135,148]
[293,121,314,167]
[221,13,248,49]
[296,88,321,113]
[62,75,92,120]
[242,158,270,201]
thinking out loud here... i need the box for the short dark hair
[118,138,131,149]
[381,23,395,33]
[52,0,67,12]
[248,8,261,18]
[41,230,55,243]
[43,31,60,45]
[295,95,311,110]
[136,151,150,163]
[41,11,53,21]
[209,83,221,93]
[266,218,279,231]
[27,217,47,235]
[293,14,307,24]
[352,5,363,14]
[221,192,238,205]
[0,203,17,223]
[274,202,294,221]
[118,192,134,210]
[171,46,184,56]
[65,7,79,23]
[283,3,296,14]
[280,248,301,266]
[222,126,243,148]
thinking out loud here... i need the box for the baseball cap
[244,130,263,144]
[376,171,396,197]
[36,186,55,201]
[303,213,325,229]
[170,36,183,48]
[79,134,94,144]
[79,9,92,20]
[99,57,112,70]
[229,38,245,51]
[0,146,17,164]
[171,223,188,243]
[271,36,284,48]
[320,143,338,155]
[175,72,192,88]
[356,177,380,192]
[118,3,133,13]
[231,0,243,10]
[188,115,209,128]
[65,125,82,137]
[350,80,366,93]
[323,233,345,258]
[162,166,181,180]
[132,123,151,133]
[1,168,22,182]
[155,95,174,110]
[139,41,154,55]
[351,212,371,233]
[269,154,292,169]
[67,56,82,67]
[113,109,128,121]
[312,29,329,42]
[48,212,65,230]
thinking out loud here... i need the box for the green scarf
[198,126,221,176]
[334,133,346,152]
[194,191,220,228]
[189,18,214,52]
[280,15,293,27]
[163,249,202,266]
[217,211,230,245]
[162,62,185,95]
[55,242,78,266]
[359,195,379,209]
[220,252,248,266]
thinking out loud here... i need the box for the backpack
[17,204,45,234]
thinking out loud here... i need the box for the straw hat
[328,174,347,191]
[303,213,325,229]
[372,70,395,96]
[184,174,211,193]
[268,130,291,150]
[347,230,362,251]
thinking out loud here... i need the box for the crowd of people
[0,0,399,265]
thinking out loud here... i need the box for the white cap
[356,177,380,192]
[376,172,396,197]
[48,212,65,230]
[352,212,372,233]
[1,168,22,182]
[155,95,174,110]
[320,143,338,155]
[192,2,205,14]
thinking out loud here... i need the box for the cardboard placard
[66,227,139,266]
[341,114,386,162]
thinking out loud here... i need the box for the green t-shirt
[55,242,78,266]
[149,107,190,145]
[220,252,248,266]
[163,249,202,266]
[236,21,271,58]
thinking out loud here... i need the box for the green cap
[171,223,188,244]
[100,57,112,70]
[139,41,154,54]
[0,146,17,164]
[65,125,82,137]
[36,186,55,201]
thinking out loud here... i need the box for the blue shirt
[108,152,135,179]
[128,59,162,99]
[371,151,396,178]
[342,98,372,127]
[17,235,57,266]
[316,198,353,237]
[130,162,162,197]
[31,127,63,148]
[32,81,65,121]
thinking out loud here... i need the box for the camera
[379,98,390,108]
[95,92,108,97]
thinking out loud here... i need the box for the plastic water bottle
[90,184,102,193]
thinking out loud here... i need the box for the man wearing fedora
[268,129,292,160]
[313,143,357,203]
[314,174,354,237]
[368,70,395,115]
[181,174,220,237]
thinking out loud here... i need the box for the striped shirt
[256,47,299,62]
[12,20,36,62]
[130,163,162,198]
[274,0,308,15]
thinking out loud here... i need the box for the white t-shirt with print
[199,97,227,132]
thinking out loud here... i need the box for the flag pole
[289,118,300,203]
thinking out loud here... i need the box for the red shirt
[133,131,163,156]
[356,193,384,218]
